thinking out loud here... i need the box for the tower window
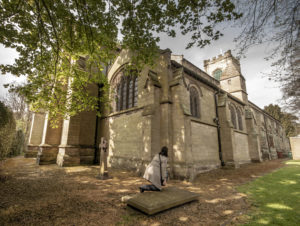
[213,69,222,80]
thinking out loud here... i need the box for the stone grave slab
[127,187,199,215]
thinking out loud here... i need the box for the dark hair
[159,146,168,157]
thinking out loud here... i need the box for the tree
[264,104,298,137]
[234,0,300,115]
[0,0,241,125]
[4,89,31,130]
[9,129,26,157]
[4,90,32,154]
[0,101,16,161]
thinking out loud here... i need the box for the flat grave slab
[126,187,199,215]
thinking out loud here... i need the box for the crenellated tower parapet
[204,50,248,103]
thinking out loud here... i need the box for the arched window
[237,108,243,130]
[213,69,222,80]
[115,72,138,111]
[229,104,237,129]
[190,86,200,118]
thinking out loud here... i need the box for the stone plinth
[56,146,95,166]
[25,145,39,158]
[57,146,80,167]
[36,145,59,165]
[127,187,199,215]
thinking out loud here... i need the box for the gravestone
[127,187,199,215]
[98,137,109,180]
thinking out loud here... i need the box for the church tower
[204,50,248,103]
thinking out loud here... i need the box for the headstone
[127,187,199,215]
[98,137,109,180]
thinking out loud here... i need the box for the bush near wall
[9,130,25,157]
[0,101,16,160]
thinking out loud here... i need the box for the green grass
[238,160,300,226]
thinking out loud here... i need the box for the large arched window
[237,108,243,130]
[229,104,237,129]
[115,72,138,111]
[190,86,200,118]
[213,69,222,80]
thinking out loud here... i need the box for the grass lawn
[238,160,300,225]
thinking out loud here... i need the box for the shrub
[9,129,25,157]
[0,101,16,160]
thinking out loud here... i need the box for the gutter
[214,90,225,166]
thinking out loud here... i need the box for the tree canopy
[264,104,298,137]
[234,0,300,115]
[0,0,241,125]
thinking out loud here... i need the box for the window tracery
[115,71,138,111]
[237,108,243,130]
[229,104,237,129]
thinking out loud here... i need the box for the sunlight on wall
[286,161,300,165]
[174,144,183,161]
[109,117,116,153]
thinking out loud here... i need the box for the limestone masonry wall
[26,48,291,180]
[234,132,251,164]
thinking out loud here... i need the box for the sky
[158,26,283,109]
[0,25,283,109]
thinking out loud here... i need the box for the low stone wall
[25,145,39,158]
[57,146,95,167]
[37,145,59,165]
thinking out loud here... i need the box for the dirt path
[0,157,286,226]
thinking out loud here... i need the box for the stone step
[127,186,199,215]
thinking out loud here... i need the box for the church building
[26,49,291,179]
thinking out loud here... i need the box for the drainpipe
[214,90,225,166]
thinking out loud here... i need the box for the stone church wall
[220,76,242,94]
[234,131,251,164]
[26,48,292,180]
[191,122,219,168]
[103,49,170,174]
[108,110,147,170]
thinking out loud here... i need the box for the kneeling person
[140,146,168,192]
